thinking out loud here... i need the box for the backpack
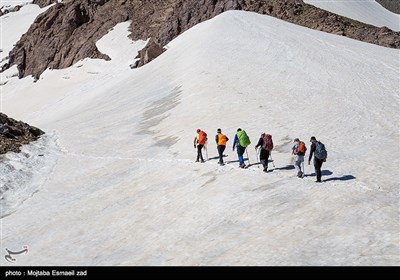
[198,131,207,145]
[217,134,227,146]
[297,141,307,155]
[315,141,327,160]
[261,134,273,151]
[237,130,251,148]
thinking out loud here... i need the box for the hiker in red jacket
[194,129,207,163]
[255,133,273,172]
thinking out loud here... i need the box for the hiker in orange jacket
[215,128,229,165]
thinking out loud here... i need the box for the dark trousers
[314,157,324,182]
[260,149,270,169]
[197,144,204,161]
[217,145,226,163]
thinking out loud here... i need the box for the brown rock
[133,40,166,68]
[0,113,45,155]
[32,0,58,8]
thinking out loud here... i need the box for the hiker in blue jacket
[232,128,246,168]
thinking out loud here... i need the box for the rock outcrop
[133,39,166,68]
[32,0,58,8]
[376,0,400,14]
[0,113,45,155]
[2,0,400,79]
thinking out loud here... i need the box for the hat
[237,128,242,132]
[294,138,299,142]
[217,128,221,133]
[196,129,201,133]
[310,136,316,142]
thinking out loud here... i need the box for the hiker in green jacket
[232,128,251,168]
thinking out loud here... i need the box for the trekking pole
[255,148,260,169]
[246,148,250,165]
[269,152,276,168]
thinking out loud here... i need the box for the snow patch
[0,133,61,218]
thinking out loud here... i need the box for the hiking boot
[201,160,205,163]
[315,180,322,183]
[239,163,246,168]
[297,171,303,177]
[263,167,268,172]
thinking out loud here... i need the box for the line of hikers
[194,128,328,183]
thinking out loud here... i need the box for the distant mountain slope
[304,0,400,31]
[2,0,400,80]
[377,0,400,14]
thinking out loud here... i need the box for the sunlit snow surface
[0,2,399,266]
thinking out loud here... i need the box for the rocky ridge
[0,113,45,155]
[2,0,399,80]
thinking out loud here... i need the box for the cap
[294,138,299,142]
[310,136,316,142]
[196,129,201,133]
[237,128,242,132]
[217,128,221,133]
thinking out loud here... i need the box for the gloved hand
[194,144,196,149]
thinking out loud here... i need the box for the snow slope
[1,7,399,265]
[304,0,400,31]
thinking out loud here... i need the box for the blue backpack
[315,141,327,160]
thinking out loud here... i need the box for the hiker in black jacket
[255,133,272,172]
[308,136,325,183]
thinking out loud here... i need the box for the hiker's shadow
[226,157,249,164]
[208,155,229,161]
[304,169,333,177]
[246,161,262,168]
[273,164,295,171]
[323,175,356,182]
[305,170,356,182]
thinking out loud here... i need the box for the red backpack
[297,141,306,155]
[198,131,207,145]
[262,134,273,151]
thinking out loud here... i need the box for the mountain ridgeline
[2,0,400,81]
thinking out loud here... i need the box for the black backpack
[315,141,327,160]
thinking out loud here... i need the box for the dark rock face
[32,0,58,8]
[376,0,400,14]
[2,0,400,79]
[133,40,166,68]
[0,113,45,155]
